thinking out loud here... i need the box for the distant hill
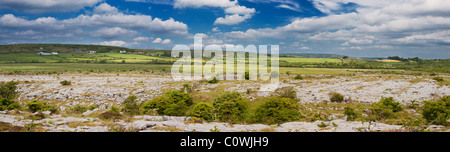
[0,44,135,53]
[280,53,348,58]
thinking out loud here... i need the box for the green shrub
[252,97,300,124]
[329,92,344,102]
[317,122,328,128]
[190,103,215,122]
[294,75,303,80]
[141,90,193,116]
[370,97,403,120]
[0,81,19,100]
[422,96,449,126]
[0,98,21,111]
[344,106,358,121]
[276,87,297,100]
[208,77,219,84]
[70,105,88,114]
[244,72,250,80]
[26,100,57,114]
[60,80,72,86]
[182,84,192,93]
[122,95,141,116]
[213,92,248,123]
[286,71,291,76]
[109,106,120,113]
[433,77,444,82]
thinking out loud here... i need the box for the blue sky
[0,0,449,58]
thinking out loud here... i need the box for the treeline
[387,56,423,62]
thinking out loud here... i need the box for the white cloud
[0,0,102,13]
[212,27,220,32]
[214,14,252,25]
[174,0,255,25]
[152,38,162,43]
[173,0,237,8]
[300,46,311,50]
[91,27,137,39]
[224,0,450,53]
[98,40,128,47]
[245,0,301,12]
[224,5,256,15]
[94,3,119,14]
[225,13,358,39]
[161,39,172,44]
[0,3,189,36]
[133,37,152,41]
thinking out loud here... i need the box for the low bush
[190,103,215,122]
[422,96,449,126]
[276,87,297,100]
[244,72,250,80]
[0,81,19,100]
[141,90,193,116]
[252,97,300,124]
[344,106,358,121]
[207,77,219,84]
[0,98,21,111]
[329,92,344,102]
[317,122,328,128]
[213,92,248,123]
[122,95,141,116]
[286,71,291,76]
[60,80,72,86]
[294,75,303,80]
[182,84,192,93]
[433,77,444,82]
[370,97,403,120]
[26,100,58,114]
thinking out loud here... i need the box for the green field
[0,43,449,75]
[279,57,341,63]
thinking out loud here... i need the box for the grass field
[0,51,449,74]
[376,59,402,63]
[279,57,341,63]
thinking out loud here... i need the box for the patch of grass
[99,111,123,121]
[317,122,328,128]
[67,121,102,128]
[151,126,184,132]
[0,122,13,132]
[258,128,277,132]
